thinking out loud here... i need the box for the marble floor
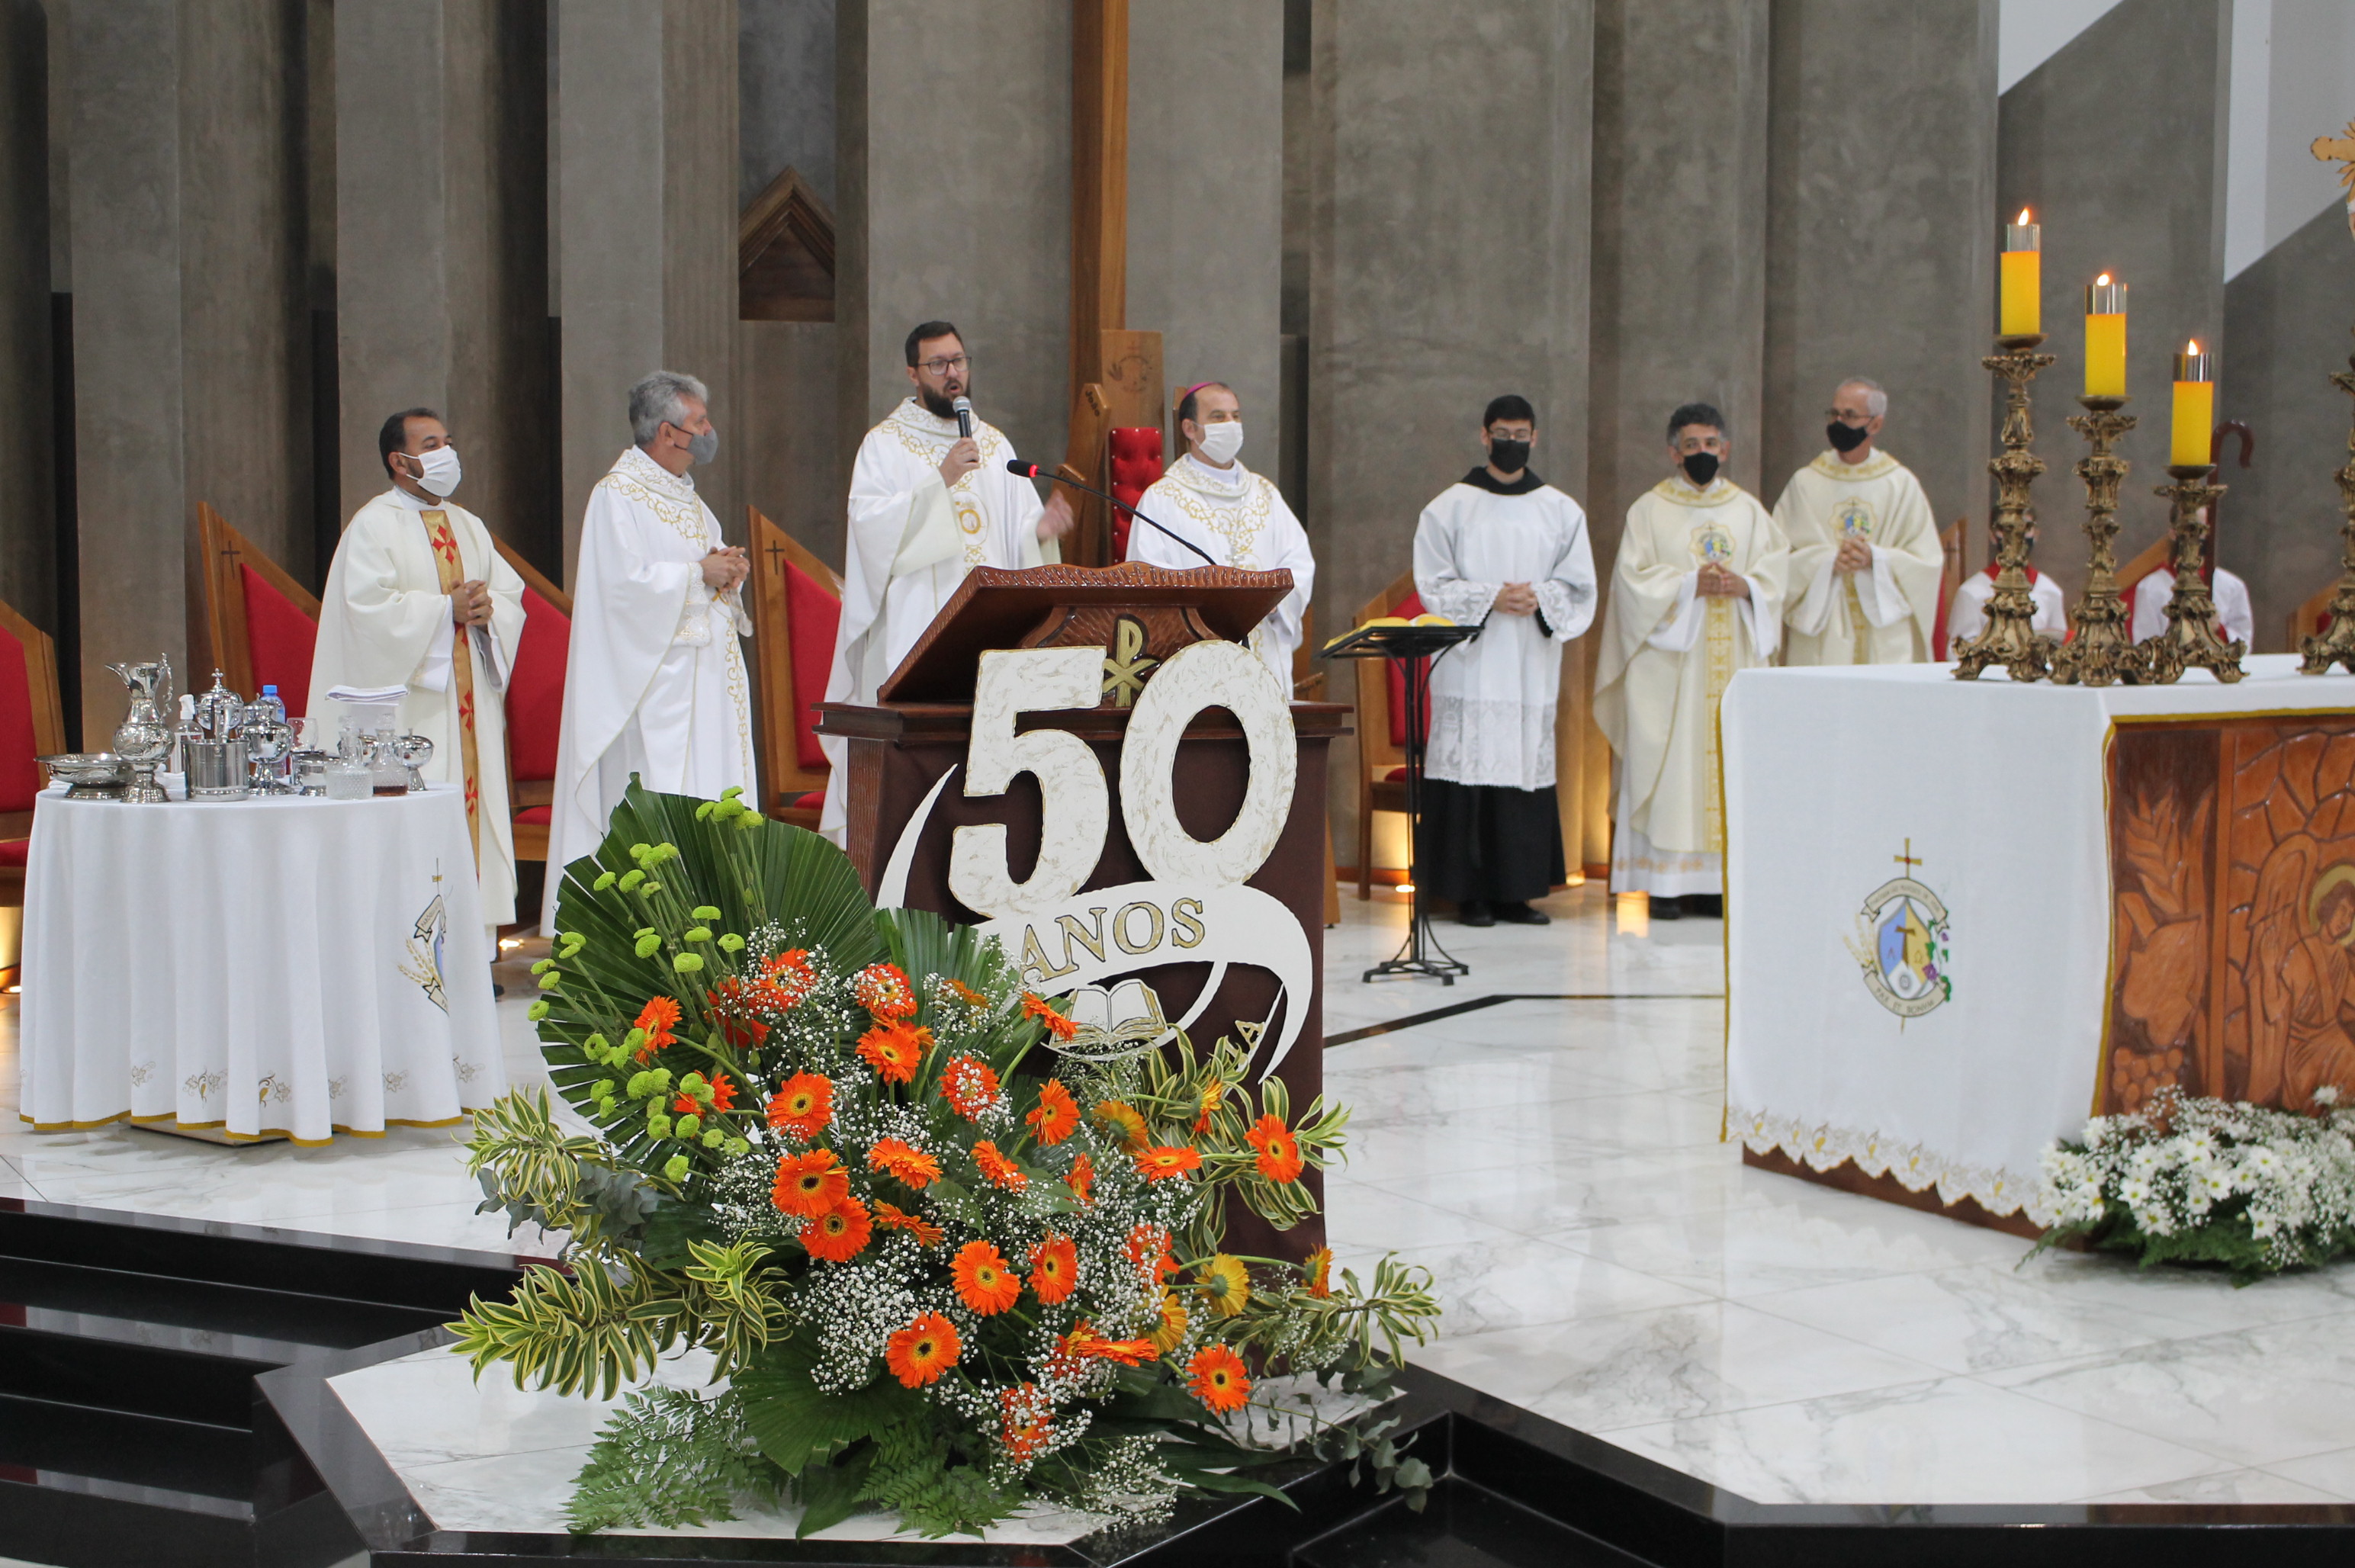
[9,884,2355,1507]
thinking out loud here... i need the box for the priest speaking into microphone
[820,320,1078,841]
[543,371,755,929]
[310,407,529,948]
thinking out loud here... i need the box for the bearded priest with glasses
[820,320,1077,843]
[1772,378,1942,667]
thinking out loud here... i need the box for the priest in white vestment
[543,371,754,929]
[1411,395,1596,927]
[1595,403,1791,919]
[309,407,527,942]
[1775,379,1942,666]
[1130,381,1314,694]
[821,321,1074,840]
[1946,522,2067,644]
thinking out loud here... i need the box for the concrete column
[1587,0,1769,572]
[1998,0,2231,600]
[0,0,54,635]
[835,0,1070,469]
[1126,1,1284,484]
[554,0,737,583]
[1306,1,1594,869]
[1762,0,1997,534]
[337,1,553,566]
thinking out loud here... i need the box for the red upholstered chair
[492,538,570,863]
[197,503,319,715]
[747,506,843,830]
[0,597,65,979]
[1351,571,1427,899]
[1106,428,1165,561]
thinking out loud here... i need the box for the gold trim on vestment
[422,509,482,866]
[1807,448,1902,482]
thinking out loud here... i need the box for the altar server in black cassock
[1409,396,1598,927]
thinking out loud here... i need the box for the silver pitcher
[104,657,175,804]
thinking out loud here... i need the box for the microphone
[1004,458,1218,567]
[953,396,974,439]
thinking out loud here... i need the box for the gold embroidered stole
[421,509,482,866]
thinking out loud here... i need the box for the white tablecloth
[1724,654,2355,1221]
[19,783,506,1144]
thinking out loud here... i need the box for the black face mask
[1826,420,1871,454]
[1682,451,1720,487]
[1488,437,1530,474]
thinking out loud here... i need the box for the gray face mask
[687,429,719,465]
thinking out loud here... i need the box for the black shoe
[1681,895,1724,919]
[493,982,506,998]
[1493,901,1550,926]
[1456,901,1496,927]
[1646,895,1684,920]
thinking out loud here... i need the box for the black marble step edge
[255,1332,2355,1568]
[0,1194,546,1315]
[0,1388,255,1505]
[0,1473,256,1568]
[0,1250,458,1354]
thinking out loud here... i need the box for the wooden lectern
[818,563,1348,1260]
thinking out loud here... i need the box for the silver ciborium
[391,734,434,792]
[105,657,175,804]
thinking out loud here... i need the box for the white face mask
[406,445,462,498]
[1197,420,1245,466]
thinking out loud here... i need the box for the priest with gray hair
[542,371,754,928]
[1772,377,1942,667]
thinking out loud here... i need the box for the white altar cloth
[1723,654,2355,1222]
[19,784,505,1144]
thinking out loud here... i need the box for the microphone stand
[1007,460,1219,568]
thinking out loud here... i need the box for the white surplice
[1595,475,1791,897]
[821,398,1055,841]
[2129,566,2255,647]
[1946,562,2067,644]
[1775,449,1943,666]
[1411,472,1597,790]
[308,488,528,930]
[1132,452,1316,695]
[543,447,754,928]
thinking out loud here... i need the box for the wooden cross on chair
[2314,123,2355,244]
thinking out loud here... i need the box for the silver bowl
[40,753,133,799]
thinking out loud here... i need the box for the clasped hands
[451,581,493,628]
[701,547,750,592]
[1833,537,1873,575]
[1491,582,1540,616]
[1696,563,1752,600]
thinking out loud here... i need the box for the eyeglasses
[1824,408,1873,425]
[920,355,971,377]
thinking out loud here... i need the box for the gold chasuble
[422,509,482,860]
[1595,475,1791,895]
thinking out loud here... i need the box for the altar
[1724,654,2355,1230]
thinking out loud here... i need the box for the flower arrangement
[455,783,1440,1537]
[2032,1084,2355,1280]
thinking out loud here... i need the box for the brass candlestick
[2299,357,2355,674]
[2141,464,2245,684]
[2050,395,2148,686]
[1954,333,2059,681]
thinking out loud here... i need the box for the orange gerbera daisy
[856,1020,931,1084]
[1025,1080,1080,1145]
[1092,1099,1150,1150]
[950,1239,1023,1315]
[764,1072,833,1140]
[672,1075,737,1118]
[770,1149,849,1217]
[972,1140,1028,1192]
[1303,1245,1334,1299]
[1193,1078,1225,1133]
[1058,1320,1157,1366]
[1135,1144,1203,1182]
[704,977,773,1048]
[1021,992,1079,1041]
[1125,1223,1176,1287]
[1149,1291,1190,1355]
[761,948,819,1007]
[942,1056,1001,1119]
[885,1311,960,1387]
[1245,1113,1303,1183]
[1064,1152,1095,1205]
[1030,1232,1079,1303]
[872,1200,944,1247]
[867,1136,941,1189]
[801,1197,872,1262]
[631,995,682,1061]
[999,1382,1052,1463]
[943,976,988,1009]
[1187,1345,1251,1413]
[853,962,917,1020]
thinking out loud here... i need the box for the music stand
[1322,621,1480,984]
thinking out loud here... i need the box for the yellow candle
[2000,209,2041,336]
[2084,274,2126,397]
[2170,340,2212,468]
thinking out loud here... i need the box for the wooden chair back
[0,596,64,846]
[2291,580,2341,652]
[1933,519,1965,660]
[198,503,320,713]
[747,506,843,827]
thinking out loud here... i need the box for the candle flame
[2186,339,2201,354]
[2017,208,2032,224]
[2096,272,2111,286]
